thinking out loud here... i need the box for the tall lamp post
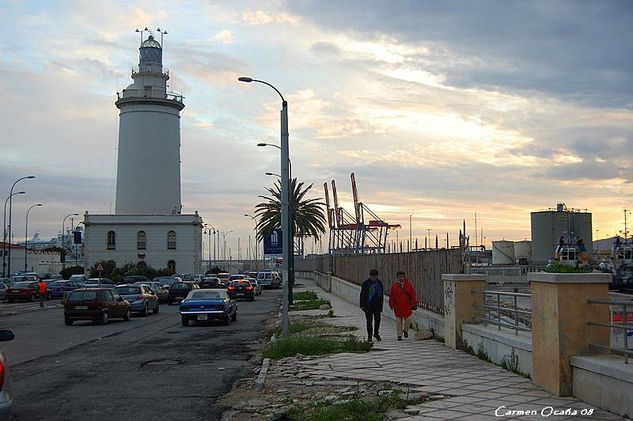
[204,224,216,271]
[24,203,43,271]
[3,190,26,277]
[5,175,35,276]
[239,76,291,335]
[244,214,258,265]
[61,213,79,270]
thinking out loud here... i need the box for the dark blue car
[47,280,83,299]
[179,289,237,327]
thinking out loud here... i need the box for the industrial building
[530,203,593,264]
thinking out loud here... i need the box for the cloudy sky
[1,0,632,257]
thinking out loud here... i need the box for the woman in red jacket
[388,271,418,341]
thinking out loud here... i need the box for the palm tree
[254,178,327,242]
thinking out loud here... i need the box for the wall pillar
[442,274,486,349]
[529,272,611,396]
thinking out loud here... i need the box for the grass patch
[544,262,589,273]
[291,299,330,311]
[293,291,318,300]
[284,388,422,421]
[262,335,371,360]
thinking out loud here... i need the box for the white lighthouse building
[84,32,202,275]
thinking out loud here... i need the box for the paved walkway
[292,277,626,420]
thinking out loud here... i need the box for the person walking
[37,278,47,308]
[359,269,384,342]
[388,271,418,341]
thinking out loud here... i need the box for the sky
[1,0,632,258]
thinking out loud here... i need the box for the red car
[6,281,51,302]
[64,288,131,325]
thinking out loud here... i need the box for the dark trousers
[365,310,381,338]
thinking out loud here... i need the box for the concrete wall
[571,355,633,418]
[462,324,532,376]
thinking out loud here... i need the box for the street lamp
[265,172,281,178]
[61,213,79,269]
[244,214,258,263]
[239,76,291,335]
[5,175,35,276]
[24,203,43,271]
[204,224,216,270]
[3,190,26,277]
[220,230,233,261]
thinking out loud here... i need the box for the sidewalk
[292,276,626,420]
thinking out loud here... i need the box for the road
[1,289,281,420]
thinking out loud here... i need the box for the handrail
[472,289,532,335]
[587,298,632,364]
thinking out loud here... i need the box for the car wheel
[29,294,35,302]
[181,316,189,327]
[250,296,255,301]
[123,308,131,321]
[153,304,159,314]
[100,311,109,325]
[65,318,73,326]
[141,303,148,317]
[8,298,13,303]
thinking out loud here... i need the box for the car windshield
[12,281,35,287]
[49,281,66,287]
[171,283,189,289]
[68,291,98,301]
[84,280,99,284]
[189,290,226,300]
[116,286,141,295]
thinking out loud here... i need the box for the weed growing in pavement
[315,309,335,318]
[262,335,371,360]
[293,291,318,301]
[283,387,424,421]
[290,298,330,311]
[500,348,531,379]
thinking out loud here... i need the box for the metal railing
[473,290,532,335]
[587,299,633,364]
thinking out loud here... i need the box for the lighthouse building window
[137,231,147,250]
[167,231,176,250]
[107,231,116,250]
[167,260,176,274]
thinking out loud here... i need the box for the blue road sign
[264,228,283,256]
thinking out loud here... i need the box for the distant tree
[60,265,84,280]
[88,261,172,283]
[254,178,327,242]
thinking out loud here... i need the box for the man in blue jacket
[359,269,384,342]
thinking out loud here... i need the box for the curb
[255,357,271,389]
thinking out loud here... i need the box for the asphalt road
[1,289,281,420]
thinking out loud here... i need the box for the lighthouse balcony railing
[131,66,169,77]
[117,89,184,103]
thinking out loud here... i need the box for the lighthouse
[83,31,202,275]
[115,34,185,215]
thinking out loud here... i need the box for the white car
[256,272,281,289]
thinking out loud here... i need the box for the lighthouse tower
[115,34,185,215]
[83,31,202,275]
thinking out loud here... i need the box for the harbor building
[83,32,202,274]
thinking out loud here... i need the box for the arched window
[167,230,176,250]
[137,231,147,250]
[107,231,116,250]
[167,260,176,274]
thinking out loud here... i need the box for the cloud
[241,9,299,25]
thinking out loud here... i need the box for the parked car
[82,278,116,288]
[153,276,182,288]
[121,275,150,284]
[179,289,237,326]
[229,274,247,282]
[216,273,230,286]
[133,281,169,303]
[64,288,131,325]
[6,281,50,302]
[0,329,15,417]
[249,279,262,296]
[0,283,6,301]
[115,284,159,316]
[68,274,88,284]
[199,277,223,289]
[8,275,37,284]
[48,280,83,299]
[256,271,281,289]
[167,282,199,304]
[227,280,255,301]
